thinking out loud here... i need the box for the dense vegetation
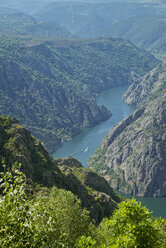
[3,115,164,247]
[1,163,166,247]
[0,8,72,38]
[34,1,166,38]
[32,1,166,60]
[102,15,166,60]
[0,1,165,246]
[0,115,120,223]
[0,36,158,152]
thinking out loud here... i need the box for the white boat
[84,147,89,152]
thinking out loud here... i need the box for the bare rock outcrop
[89,91,166,197]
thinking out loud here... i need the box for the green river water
[53,85,166,218]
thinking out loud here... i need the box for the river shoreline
[53,84,135,165]
[53,84,166,218]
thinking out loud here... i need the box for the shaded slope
[0,36,158,152]
[102,15,166,60]
[0,0,53,14]
[35,1,166,38]
[0,9,72,38]
[0,115,121,223]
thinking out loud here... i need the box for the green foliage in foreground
[0,164,166,248]
[0,163,91,247]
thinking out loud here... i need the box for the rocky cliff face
[0,115,120,223]
[89,91,166,197]
[123,61,166,105]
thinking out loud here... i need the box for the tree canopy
[0,164,166,247]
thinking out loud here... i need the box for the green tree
[0,163,45,247]
[1,163,166,248]
[97,198,166,248]
[75,236,97,248]
[39,187,91,248]
[0,163,92,248]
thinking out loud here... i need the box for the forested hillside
[102,15,166,60]
[1,115,166,247]
[0,8,72,38]
[0,115,120,223]
[0,36,158,152]
[35,1,166,38]
[0,1,166,246]
[32,1,166,61]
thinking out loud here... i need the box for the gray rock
[89,91,166,197]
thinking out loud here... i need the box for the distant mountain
[0,9,72,38]
[102,15,166,60]
[89,62,166,197]
[0,7,20,14]
[0,0,165,15]
[0,115,121,223]
[34,2,166,38]
[23,21,72,38]
[0,0,53,14]
[0,36,158,153]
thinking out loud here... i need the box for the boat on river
[84,147,89,152]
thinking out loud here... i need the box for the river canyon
[53,84,166,218]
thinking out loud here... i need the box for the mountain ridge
[0,36,158,152]
[0,9,72,38]
[35,1,166,38]
[102,15,166,60]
